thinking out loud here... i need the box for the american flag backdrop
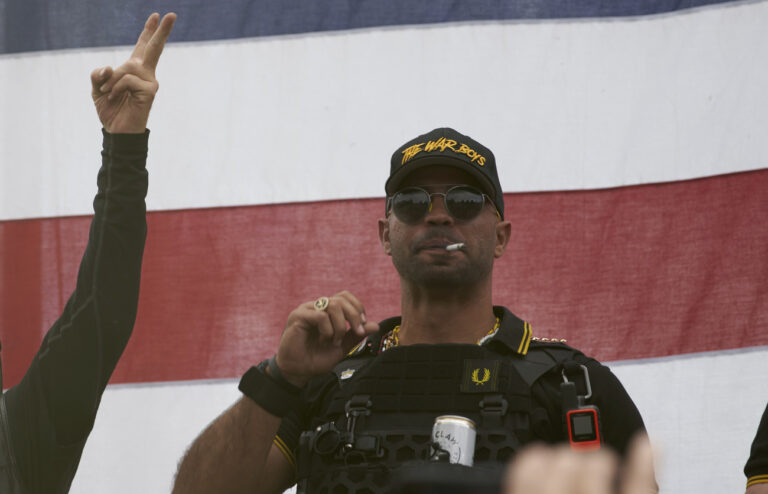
[1,1,767,492]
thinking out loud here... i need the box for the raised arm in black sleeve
[2,130,149,494]
[746,402,768,489]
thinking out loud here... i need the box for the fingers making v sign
[91,12,177,133]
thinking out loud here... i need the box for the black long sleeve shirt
[0,131,149,494]
[746,403,768,489]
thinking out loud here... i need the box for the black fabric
[239,362,303,417]
[745,402,768,482]
[525,345,645,457]
[0,130,149,494]
[0,395,23,494]
[276,307,646,493]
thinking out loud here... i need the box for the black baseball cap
[385,127,504,219]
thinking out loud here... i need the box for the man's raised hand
[276,291,380,388]
[91,12,176,134]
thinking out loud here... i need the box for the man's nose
[425,195,454,225]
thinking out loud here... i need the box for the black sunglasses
[387,185,497,224]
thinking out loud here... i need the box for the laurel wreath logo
[471,368,491,385]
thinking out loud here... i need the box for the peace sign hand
[91,12,176,134]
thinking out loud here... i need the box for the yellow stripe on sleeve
[273,435,296,470]
[747,474,768,487]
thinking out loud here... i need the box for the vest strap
[479,394,508,428]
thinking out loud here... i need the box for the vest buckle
[341,395,383,462]
[479,394,509,427]
[344,395,372,421]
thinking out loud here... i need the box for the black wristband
[267,355,304,392]
[238,359,303,417]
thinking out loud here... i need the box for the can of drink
[430,415,477,466]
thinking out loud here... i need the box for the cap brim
[385,156,497,199]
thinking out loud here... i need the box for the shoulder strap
[505,342,587,387]
[507,350,558,387]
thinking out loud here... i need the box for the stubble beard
[391,246,494,290]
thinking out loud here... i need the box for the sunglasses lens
[392,188,431,224]
[446,186,485,220]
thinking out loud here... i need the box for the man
[0,13,175,493]
[173,128,648,494]
[746,403,768,493]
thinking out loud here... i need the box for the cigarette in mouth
[445,243,465,251]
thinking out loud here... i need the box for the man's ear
[378,217,392,255]
[494,220,512,258]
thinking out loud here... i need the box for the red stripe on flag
[0,221,45,384]
[1,169,766,385]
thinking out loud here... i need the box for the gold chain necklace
[381,317,500,352]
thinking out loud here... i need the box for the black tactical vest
[295,342,581,494]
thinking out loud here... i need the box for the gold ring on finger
[313,297,330,312]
